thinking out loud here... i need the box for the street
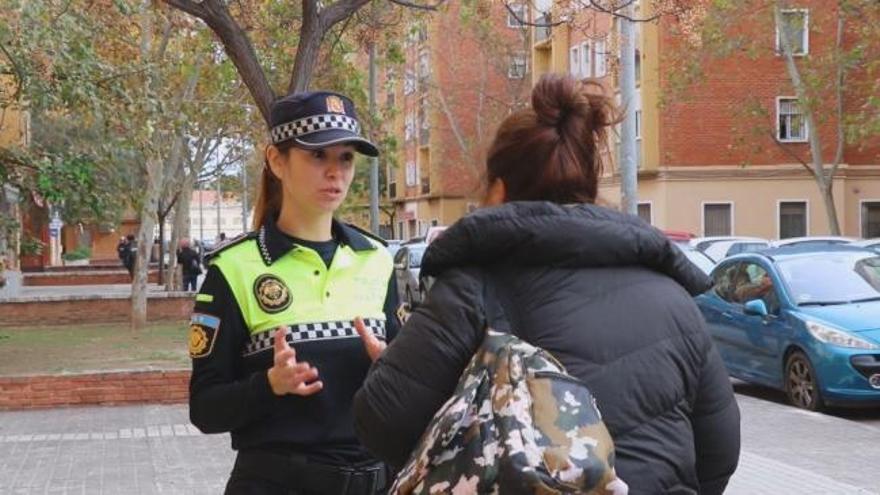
[0,384,877,494]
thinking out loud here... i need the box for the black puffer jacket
[354,202,740,494]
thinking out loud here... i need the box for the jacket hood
[421,201,711,296]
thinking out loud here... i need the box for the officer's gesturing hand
[267,327,323,396]
[354,317,386,362]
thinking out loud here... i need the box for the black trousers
[224,450,388,495]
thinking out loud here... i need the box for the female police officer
[188,90,398,494]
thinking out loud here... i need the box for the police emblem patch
[254,274,292,314]
[189,314,220,358]
[326,95,346,114]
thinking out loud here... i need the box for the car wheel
[785,351,822,411]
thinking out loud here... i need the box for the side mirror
[743,299,769,317]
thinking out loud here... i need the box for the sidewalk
[0,398,876,494]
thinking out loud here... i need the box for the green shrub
[62,246,92,261]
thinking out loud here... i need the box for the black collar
[257,216,376,266]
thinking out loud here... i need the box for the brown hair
[252,140,297,230]
[486,74,620,204]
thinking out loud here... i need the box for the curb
[0,369,190,410]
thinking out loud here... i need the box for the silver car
[393,243,428,306]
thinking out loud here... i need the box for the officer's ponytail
[252,141,295,230]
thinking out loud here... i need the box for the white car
[674,244,716,275]
[848,239,880,252]
[772,236,857,248]
[691,236,771,262]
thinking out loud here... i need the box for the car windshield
[408,246,426,268]
[777,253,880,305]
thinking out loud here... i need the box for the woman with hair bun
[354,74,740,494]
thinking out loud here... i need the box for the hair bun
[532,75,589,129]
[532,74,619,136]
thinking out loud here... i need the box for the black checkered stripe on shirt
[270,114,361,144]
[242,318,386,356]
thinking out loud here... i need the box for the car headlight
[805,321,880,350]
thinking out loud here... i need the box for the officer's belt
[234,449,386,494]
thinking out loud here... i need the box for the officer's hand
[267,327,323,396]
[354,317,386,362]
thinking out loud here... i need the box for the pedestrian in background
[177,239,201,292]
[188,90,399,494]
[354,74,741,494]
[121,234,136,280]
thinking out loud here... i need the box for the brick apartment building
[533,0,880,239]
[384,1,532,240]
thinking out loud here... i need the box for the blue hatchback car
[696,246,880,410]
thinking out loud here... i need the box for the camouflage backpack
[389,328,628,494]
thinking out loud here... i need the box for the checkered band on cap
[270,114,362,145]
[242,318,386,356]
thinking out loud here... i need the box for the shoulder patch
[204,231,258,264]
[189,313,221,358]
[345,223,387,247]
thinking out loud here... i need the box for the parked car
[674,244,716,275]
[425,226,448,244]
[771,236,857,248]
[851,239,880,253]
[663,230,696,245]
[385,239,403,258]
[695,245,880,410]
[690,236,771,262]
[393,242,428,306]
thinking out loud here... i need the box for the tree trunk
[131,158,163,332]
[157,208,166,285]
[167,171,196,291]
[820,180,842,236]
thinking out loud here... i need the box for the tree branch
[163,0,275,123]
[162,0,206,19]
[387,0,447,11]
[0,42,25,101]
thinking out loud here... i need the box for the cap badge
[326,95,346,114]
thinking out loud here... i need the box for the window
[569,45,581,78]
[405,113,416,142]
[637,202,652,224]
[508,53,527,79]
[418,49,430,80]
[405,161,418,187]
[776,9,809,56]
[403,70,416,95]
[779,201,807,239]
[387,164,397,198]
[507,2,525,27]
[777,98,807,142]
[580,41,591,78]
[634,109,642,139]
[594,38,607,77]
[704,203,732,236]
[862,202,880,238]
[716,262,780,312]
